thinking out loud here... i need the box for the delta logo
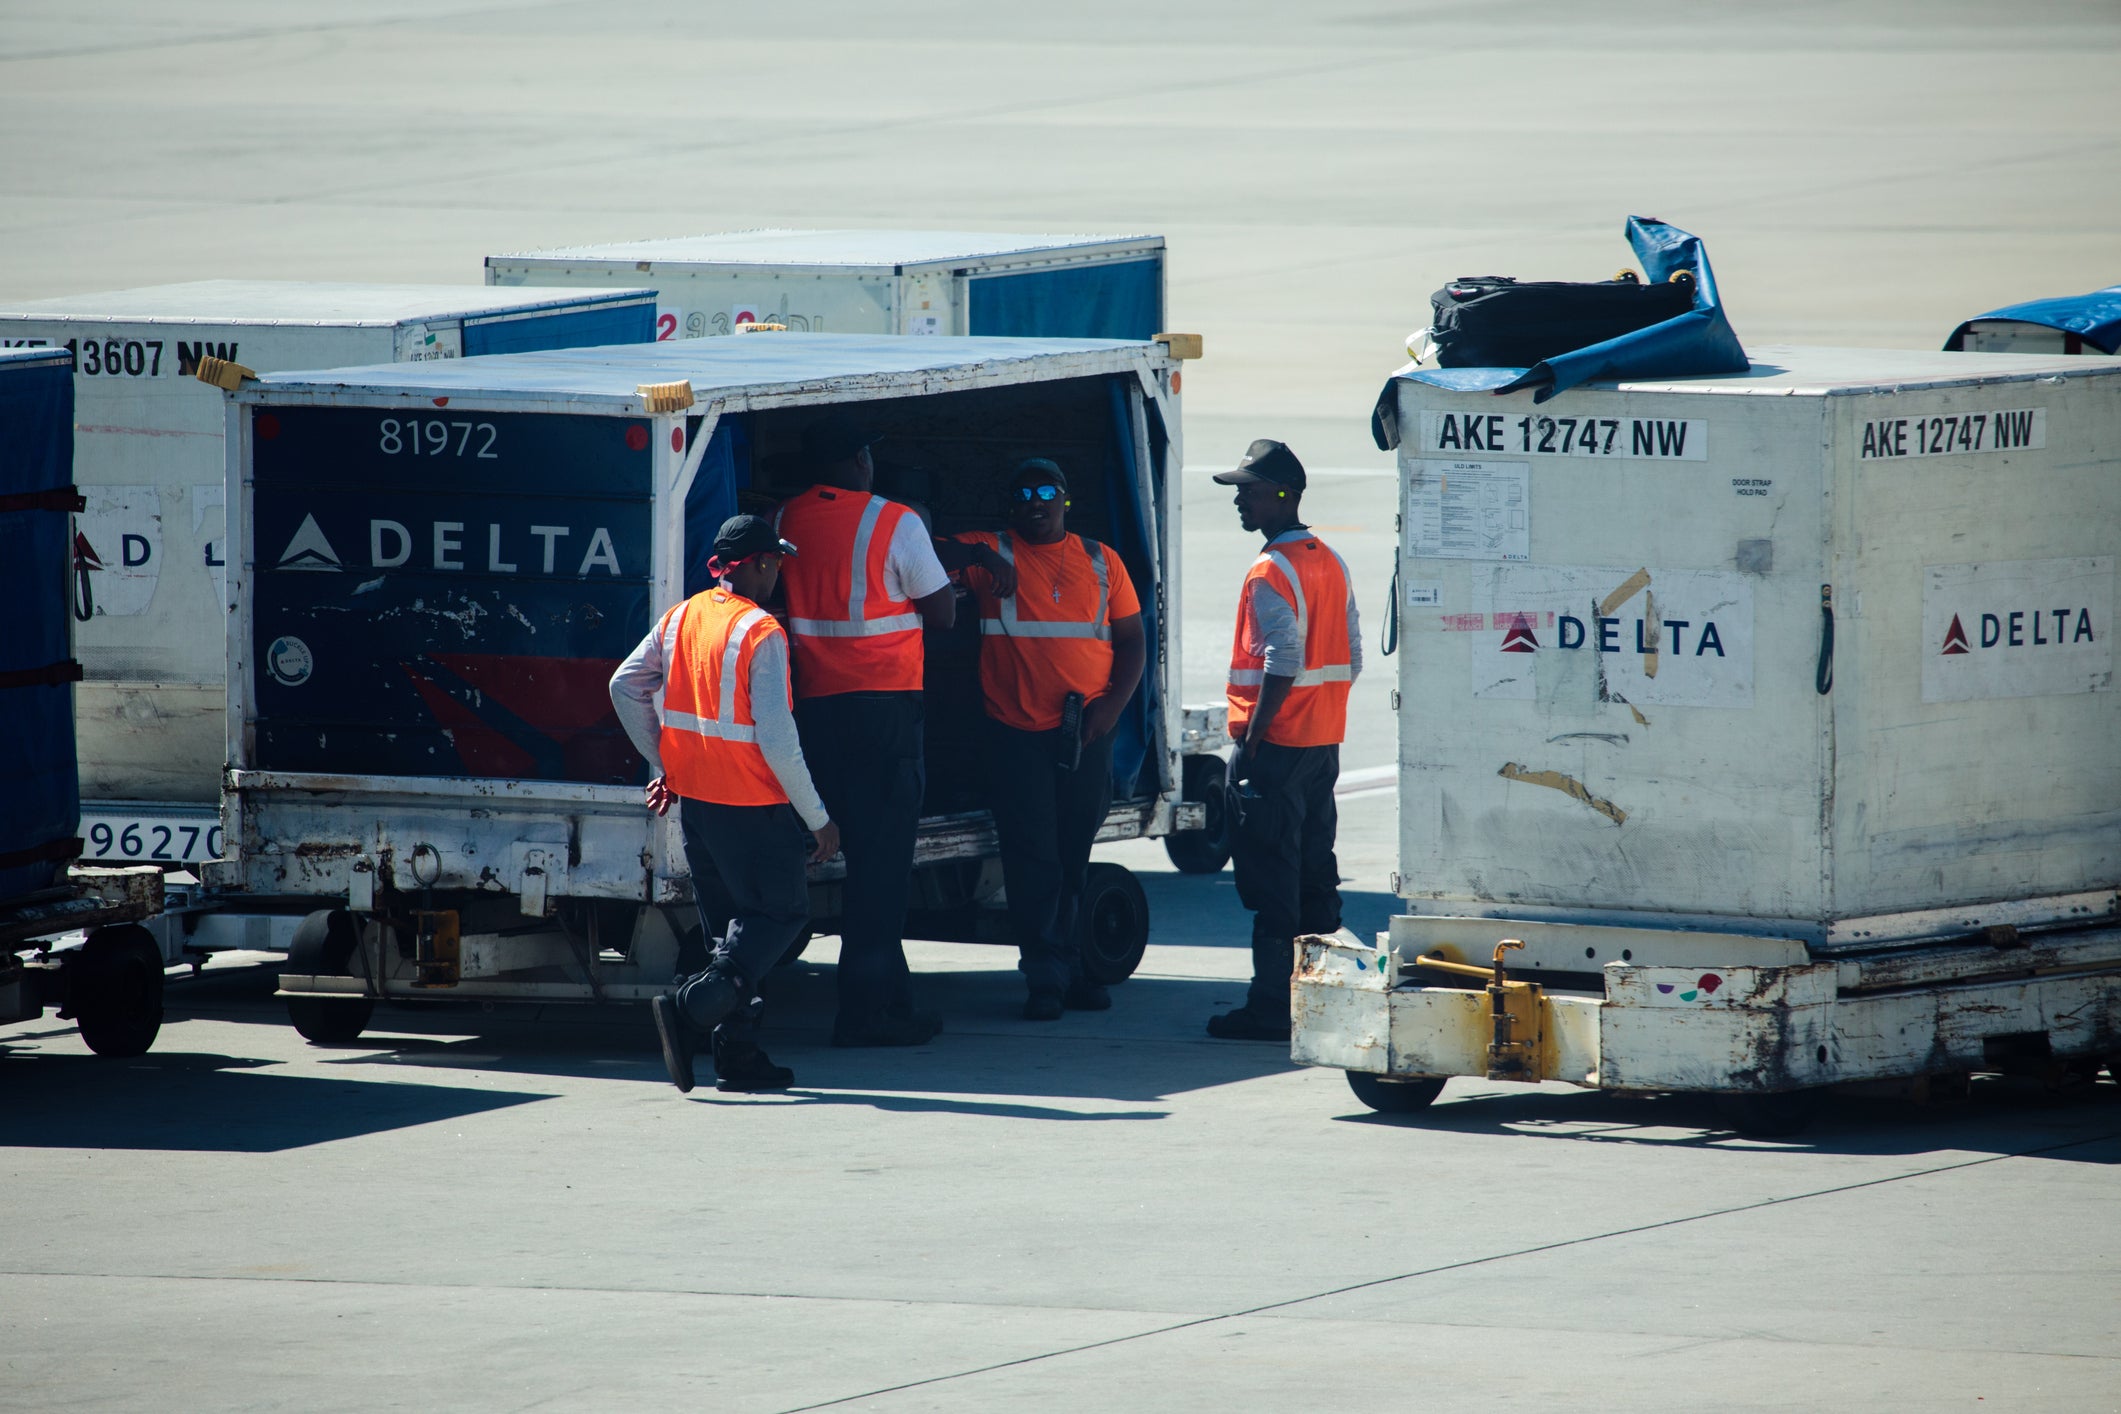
[1492,610,1728,658]
[1940,608,2095,655]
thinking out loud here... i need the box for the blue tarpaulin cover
[0,347,79,903]
[969,260,1162,341]
[1944,286,2121,356]
[1374,217,1749,445]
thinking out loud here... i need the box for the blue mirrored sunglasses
[1014,483,1065,503]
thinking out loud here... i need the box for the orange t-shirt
[955,531,1140,732]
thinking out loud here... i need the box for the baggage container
[1295,346,2121,1132]
[0,344,81,904]
[201,333,1210,1040]
[0,281,657,874]
[1947,284,2120,357]
[486,230,1164,342]
[0,343,169,1055]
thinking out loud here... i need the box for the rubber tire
[1346,1070,1446,1114]
[285,909,376,1045]
[1076,862,1150,984]
[1715,1088,1820,1138]
[1163,753,1232,875]
[74,924,164,1058]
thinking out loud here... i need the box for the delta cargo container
[1293,346,2121,1132]
[201,332,1216,1041]
[486,230,1165,342]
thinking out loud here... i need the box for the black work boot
[1022,990,1064,1021]
[1063,978,1112,1011]
[1205,1006,1291,1041]
[677,964,746,1033]
[650,993,696,1093]
[712,1027,795,1093]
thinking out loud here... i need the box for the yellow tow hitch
[1413,939,1546,1083]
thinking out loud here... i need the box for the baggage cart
[1294,346,2121,1133]
[199,333,1214,1041]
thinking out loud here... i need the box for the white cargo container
[200,333,1214,1043]
[486,230,1165,342]
[0,282,656,876]
[1294,346,2121,1132]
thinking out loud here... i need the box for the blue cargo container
[206,334,1220,1039]
[0,345,79,903]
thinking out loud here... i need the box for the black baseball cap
[800,413,882,467]
[711,514,797,565]
[1011,456,1068,492]
[1213,438,1306,490]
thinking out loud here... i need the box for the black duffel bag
[1428,270,1695,369]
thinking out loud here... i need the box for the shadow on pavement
[1326,1074,2121,1161]
[0,1051,553,1153]
[688,1090,1171,1121]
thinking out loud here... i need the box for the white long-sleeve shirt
[608,607,831,830]
[1244,526,1364,681]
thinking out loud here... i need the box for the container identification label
[1922,557,2111,702]
[1467,564,1755,708]
[1417,411,1707,461]
[1406,459,1529,562]
[1859,408,2044,459]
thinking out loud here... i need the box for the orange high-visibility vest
[961,530,1135,732]
[776,487,925,698]
[657,588,787,807]
[1227,531,1353,748]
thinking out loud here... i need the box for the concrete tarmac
[4,3,2118,1411]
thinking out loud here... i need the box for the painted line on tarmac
[771,1124,2121,1412]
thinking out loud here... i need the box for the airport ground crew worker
[1205,440,1360,1041]
[954,459,1146,1020]
[776,414,1009,1046]
[609,515,840,1094]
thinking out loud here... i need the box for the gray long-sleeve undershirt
[1246,529,1363,680]
[609,612,831,831]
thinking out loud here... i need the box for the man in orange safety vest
[1206,440,1361,1042]
[610,514,840,1094]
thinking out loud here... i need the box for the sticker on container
[393,322,463,362]
[1416,411,1707,462]
[74,486,161,617]
[654,307,687,342]
[1406,459,1529,562]
[265,635,314,687]
[1922,557,2111,702]
[1468,564,1754,708]
[1859,409,2044,460]
[1406,581,1442,607]
[907,314,942,336]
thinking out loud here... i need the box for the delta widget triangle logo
[277,513,343,571]
[1941,613,1970,655]
[1499,614,1538,653]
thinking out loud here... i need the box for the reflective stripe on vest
[979,533,1112,640]
[1227,533,1354,747]
[778,488,926,697]
[658,592,786,806]
[662,606,769,743]
[786,497,923,639]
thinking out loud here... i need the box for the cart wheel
[1345,1070,1446,1114]
[74,924,164,1058]
[285,909,375,1045]
[1715,1088,1819,1138]
[1077,863,1149,984]
[1163,754,1232,875]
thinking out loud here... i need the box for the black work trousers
[984,717,1114,997]
[676,796,812,1044]
[794,691,925,1031]
[1230,740,1341,1020]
